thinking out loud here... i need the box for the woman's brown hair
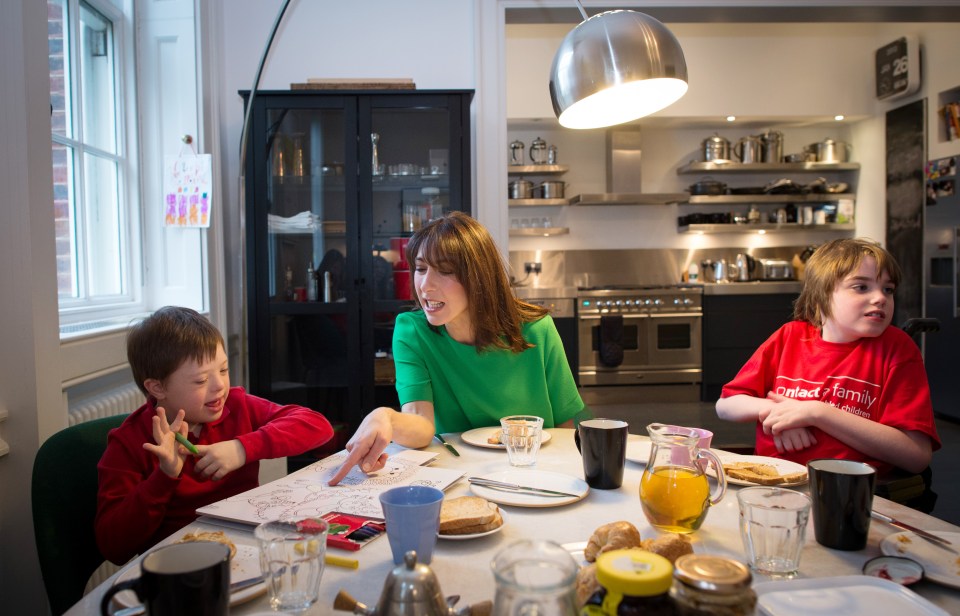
[793,238,902,327]
[404,211,547,352]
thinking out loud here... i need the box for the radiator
[68,382,142,426]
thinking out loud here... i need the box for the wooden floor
[589,398,960,526]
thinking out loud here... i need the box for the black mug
[575,419,628,489]
[807,458,877,551]
[101,542,230,616]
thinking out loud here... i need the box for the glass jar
[422,187,442,221]
[582,550,676,615]
[669,554,756,616]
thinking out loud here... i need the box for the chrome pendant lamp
[549,4,688,129]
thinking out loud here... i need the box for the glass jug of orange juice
[640,423,727,533]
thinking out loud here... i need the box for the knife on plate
[434,434,461,457]
[468,477,579,498]
[871,510,958,552]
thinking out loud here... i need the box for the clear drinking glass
[499,415,544,467]
[737,487,811,578]
[491,539,578,616]
[255,517,328,613]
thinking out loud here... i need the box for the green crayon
[175,432,200,455]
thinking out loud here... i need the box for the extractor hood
[571,129,687,205]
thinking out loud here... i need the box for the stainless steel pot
[702,134,731,162]
[734,136,762,163]
[760,130,784,164]
[508,179,533,199]
[807,139,852,163]
[535,181,566,199]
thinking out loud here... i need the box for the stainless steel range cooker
[577,286,702,387]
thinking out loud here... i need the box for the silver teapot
[334,551,492,616]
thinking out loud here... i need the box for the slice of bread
[441,509,503,535]
[439,496,498,531]
[723,461,806,485]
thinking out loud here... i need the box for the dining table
[71,428,960,615]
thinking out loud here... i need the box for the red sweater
[95,387,333,564]
[721,321,940,474]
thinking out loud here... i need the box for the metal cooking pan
[688,177,727,196]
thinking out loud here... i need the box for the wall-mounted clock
[875,35,921,101]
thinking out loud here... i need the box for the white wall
[0,2,62,613]
[505,22,960,252]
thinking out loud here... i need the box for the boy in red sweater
[95,306,334,564]
[717,238,940,476]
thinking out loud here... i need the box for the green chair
[32,414,127,615]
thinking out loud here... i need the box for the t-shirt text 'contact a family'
[774,376,879,418]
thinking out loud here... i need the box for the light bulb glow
[558,79,688,129]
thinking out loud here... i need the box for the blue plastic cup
[379,486,444,564]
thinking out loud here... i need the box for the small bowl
[862,555,924,586]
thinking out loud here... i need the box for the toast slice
[440,509,503,536]
[439,496,498,531]
[723,461,806,485]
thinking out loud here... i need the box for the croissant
[584,520,643,562]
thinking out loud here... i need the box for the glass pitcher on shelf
[639,423,727,534]
[491,539,578,616]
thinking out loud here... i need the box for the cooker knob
[625,299,635,308]
[673,298,682,306]
[614,300,623,309]
[643,299,652,306]
[683,298,693,306]
[653,299,664,306]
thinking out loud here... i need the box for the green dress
[393,310,584,433]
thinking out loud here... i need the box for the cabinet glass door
[364,103,456,407]
[257,104,357,418]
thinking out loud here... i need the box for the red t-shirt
[95,387,333,564]
[721,321,940,474]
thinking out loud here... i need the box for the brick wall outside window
[49,0,72,296]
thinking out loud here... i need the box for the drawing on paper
[196,449,462,525]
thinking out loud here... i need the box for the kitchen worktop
[700,281,802,295]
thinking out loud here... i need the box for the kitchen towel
[599,315,624,367]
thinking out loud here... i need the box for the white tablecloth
[73,428,960,614]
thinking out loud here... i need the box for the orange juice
[640,465,711,533]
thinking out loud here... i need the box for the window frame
[53,0,145,333]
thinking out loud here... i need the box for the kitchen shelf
[571,193,688,205]
[509,227,570,237]
[677,161,860,174]
[508,164,569,175]
[678,222,855,234]
[685,193,856,205]
[508,198,572,207]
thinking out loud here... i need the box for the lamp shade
[549,10,688,129]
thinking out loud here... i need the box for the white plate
[880,531,960,589]
[438,510,507,541]
[460,426,552,450]
[625,436,652,465]
[712,452,808,487]
[469,470,588,508]
[113,544,265,608]
[754,574,948,615]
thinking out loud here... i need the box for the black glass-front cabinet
[242,89,474,446]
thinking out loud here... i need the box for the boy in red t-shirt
[95,306,334,564]
[717,238,940,475]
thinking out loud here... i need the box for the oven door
[646,312,702,369]
[578,313,648,386]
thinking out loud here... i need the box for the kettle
[334,551,491,616]
[734,253,756,282]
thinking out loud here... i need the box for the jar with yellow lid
[581,549,676,615]
[669,554,756,616]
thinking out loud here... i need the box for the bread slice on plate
[723,461,805,485]
[439,496,499,533]
[441,509,503,536]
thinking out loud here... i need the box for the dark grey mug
[100,542,230,616]
[575,419,629,489]
[807,458,876,551]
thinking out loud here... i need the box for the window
[49,0,142,330]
